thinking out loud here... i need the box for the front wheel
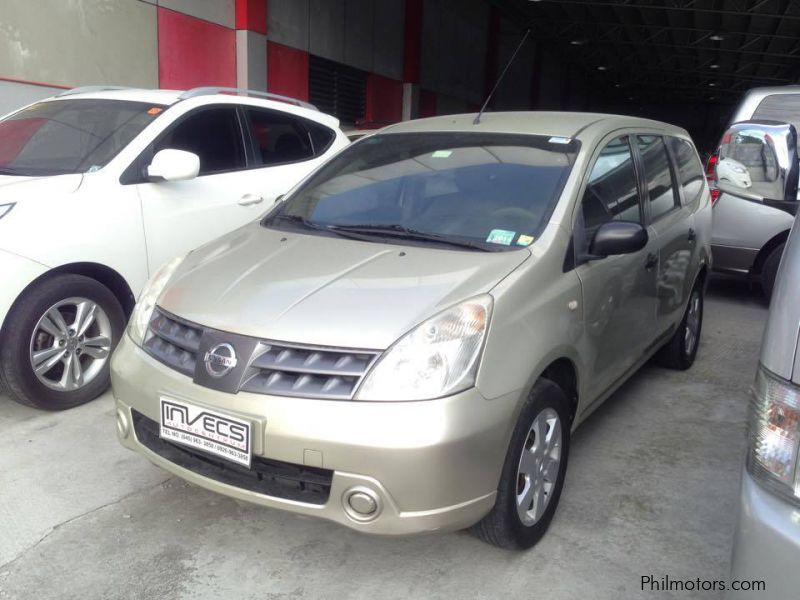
[0,274,125,410]
[471,379,570,550]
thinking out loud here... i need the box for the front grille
[132,410,332,505]
[143,308,380,399]
[144,310,202,377]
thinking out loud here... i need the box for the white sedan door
[136,104,340,273]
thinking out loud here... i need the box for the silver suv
[711,85,800,299]
[727,121,800,598]
[111,112,712,549]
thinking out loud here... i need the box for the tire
[0,274,125,411]
[471,379,571,550]
[655,279,704,371]
[761,243,784,303]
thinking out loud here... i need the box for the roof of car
[380,111,689,142]
[37,87,340,129]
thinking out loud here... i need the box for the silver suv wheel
[684,289,701,356]
[29,297,112,391]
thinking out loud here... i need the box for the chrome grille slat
[144,308,379,400]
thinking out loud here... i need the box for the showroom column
[236,0,268,92]
[402,0,423,121]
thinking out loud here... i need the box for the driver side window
[579,136,641,253]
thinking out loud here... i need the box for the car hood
[0,173,82,197]
[159,223,529,349]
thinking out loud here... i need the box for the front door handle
[239,193,264,206]
[644,252,658,270]
[687,228,696,242]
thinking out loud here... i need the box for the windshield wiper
[327,223,495,252]
[267,214,379,241]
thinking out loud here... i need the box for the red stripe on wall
[0,76,70,90]
[158,8,236,89]
[267,42,309,102]
[364,74,403,124]
[236,0,267,34]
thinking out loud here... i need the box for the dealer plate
[160,398,251,468]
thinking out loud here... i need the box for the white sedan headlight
[127,256,185,347]
[356,295,493,401]
[748,364,800,501]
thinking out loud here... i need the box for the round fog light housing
[116,408,130,440]
[343,487,381,522]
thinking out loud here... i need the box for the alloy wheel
[29,297,112,392]
[684,290,701,356]
[515,407,563,526]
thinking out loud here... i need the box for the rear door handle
[645,252,658,270]
[239,193,264,206]
[687,228,696,242]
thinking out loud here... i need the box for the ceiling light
[709,82,717,87]
[710,34,725,41]
[570,40,584,45]
[614,83,621,88]
[710,64,720,69]
[597,66,607,71]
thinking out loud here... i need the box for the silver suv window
[637,135,679,221]
[580,135,641,244]
[265,132,579,251]
[667,137,704,205]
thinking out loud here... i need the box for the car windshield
[264,132,579,251]
[0,99,166,176]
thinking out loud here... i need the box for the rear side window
[667,137,705,204]
[155,107,245,175]
[244,108,335,166]
[636,135,679,221]
[581,135,641,237]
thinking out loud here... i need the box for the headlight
[127,256,185,347]
[356,295,492,401]
[748,364,800,502]
[0,203,14,220]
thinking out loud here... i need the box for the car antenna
[474,27,531,125]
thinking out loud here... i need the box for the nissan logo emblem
[204,342,238,378]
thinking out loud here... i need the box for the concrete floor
[0,278,768,600]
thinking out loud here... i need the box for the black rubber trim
[132,410,332,505]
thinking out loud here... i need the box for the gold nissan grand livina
[111,112,712,550]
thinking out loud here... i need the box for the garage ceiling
[494,0,800,106]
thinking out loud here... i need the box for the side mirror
[147,149,200,182]
[588,221,648,259]
[714,120,799,204]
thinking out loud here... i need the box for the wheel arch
[538,357,579,424]
[752,229,790,276]
[15,262,135,319]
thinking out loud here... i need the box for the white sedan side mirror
[147,149,200,182]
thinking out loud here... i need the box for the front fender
[0,249,49,335]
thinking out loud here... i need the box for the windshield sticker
[431,150,452,158]
[86,165,102,173]
[516,234,534,246]
[486,229,516,245]
[147,107,163,116]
